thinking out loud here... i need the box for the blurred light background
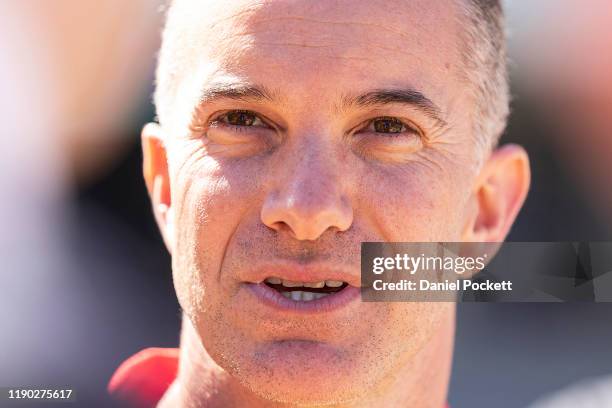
[0,1,610,407]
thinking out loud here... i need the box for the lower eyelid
[228,124,249,133]
[353,129,423,148]
[361,128,419,138]
[206,122,274,142]
[209,121,251,132]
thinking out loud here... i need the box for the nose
[261,144,353,241]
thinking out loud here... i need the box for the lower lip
[246,283,360,314]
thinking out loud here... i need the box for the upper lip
[241,261,361,288]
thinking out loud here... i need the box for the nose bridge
[289,141,338,205]
[261,136,353,241]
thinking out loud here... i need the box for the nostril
[266,220,293,235]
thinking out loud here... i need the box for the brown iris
[226,110,256,126]
[373,117,405,133]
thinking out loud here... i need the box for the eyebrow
[198,83,276,104]
[342,89,447,129]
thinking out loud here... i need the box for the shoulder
[108,347,180,407]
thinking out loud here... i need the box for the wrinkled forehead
[159,0,465,127]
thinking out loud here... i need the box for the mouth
[242,263,360,313]
[246,277,359,313]
[263,277,349,302]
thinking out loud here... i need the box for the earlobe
[142,122,174,253]
[464,144,531,242]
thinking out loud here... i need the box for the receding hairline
[154,0,508,152]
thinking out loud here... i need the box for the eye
[368,116,411,134]
[351,116,424,162]
[218,110,266,127]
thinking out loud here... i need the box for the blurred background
[0,1,610,407]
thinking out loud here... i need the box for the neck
[159,311,454,408]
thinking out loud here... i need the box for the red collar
[109,347,449,407]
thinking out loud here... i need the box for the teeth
[282,280,303,287]
[302,291,314,301]
[280,290,331,302]
[303,281,325,288]
[265,277,346,288]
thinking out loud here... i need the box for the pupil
[374,118,403,133]
[228,111,255,126]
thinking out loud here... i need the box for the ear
[462,144,531,242]
[142,123,175,254]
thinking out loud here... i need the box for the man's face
[154,0,496,404]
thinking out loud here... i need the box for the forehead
[162,0,465,123]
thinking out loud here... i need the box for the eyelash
[360,117,420,137]
[210,110,268,131]
[209,110,420,138]
[221,124,252,134]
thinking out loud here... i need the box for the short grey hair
[457,0,509,151]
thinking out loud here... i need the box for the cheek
[359,160,471,241]
[170,150,266,320]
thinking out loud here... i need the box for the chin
[223,340,381,405]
